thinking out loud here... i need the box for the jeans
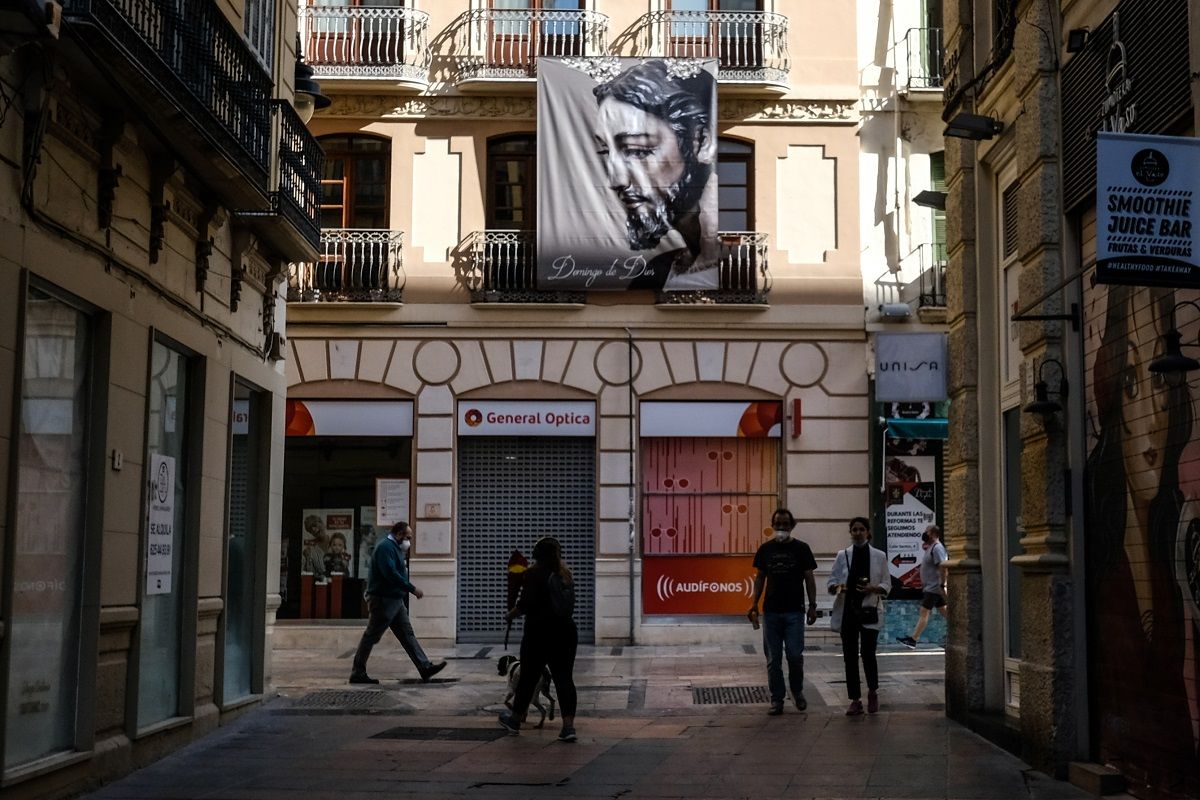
[840,611,879,700]
[351,595,432,675]
[762,610,806,705]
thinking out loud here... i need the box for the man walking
[898,524,948,648]
[349,521,446,684]
[748,508,819,714]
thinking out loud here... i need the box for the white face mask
[773,527,792,542]
[399,539,411,552]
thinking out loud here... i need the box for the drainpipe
[625,327,637,645]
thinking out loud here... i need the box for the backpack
[546,572,575,620]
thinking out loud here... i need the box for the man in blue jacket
[349,521,446,684]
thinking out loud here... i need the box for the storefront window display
[280,399,412,620]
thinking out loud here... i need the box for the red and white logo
[654,574,754,603]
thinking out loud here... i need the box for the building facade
[283,0,948,649]
[942,0,1200,797]
[0,0,320,795]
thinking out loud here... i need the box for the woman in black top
[498,536,579,741]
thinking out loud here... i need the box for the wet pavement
[81,638,1094,799]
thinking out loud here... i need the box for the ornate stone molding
[320,94,858,123]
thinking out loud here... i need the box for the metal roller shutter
[457,436,596,644]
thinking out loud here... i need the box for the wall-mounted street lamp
[293,35,330,124]
[1066,28,1090,53]
[1149,300,1200,375]
[913,190,947,210]
[944,112,1004,140]
[1023,357,1068,415]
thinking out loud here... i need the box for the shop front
[280,399,414,621]
[639,401,782,620]
[455,400,597,643]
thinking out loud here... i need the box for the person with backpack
[498,536,579,742]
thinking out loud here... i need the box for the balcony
[899,27,944,95]
[63,0,272,208]
[461,230,769,305]
[299,4,431,89]
[456,7,609,89]
[288,229,405,303]
[632,10,789,94]
[654,232,771,306]
[902,242,945,311]
[464,230,585,304]
[62,0,323,259]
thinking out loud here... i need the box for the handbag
[858,605,879,625]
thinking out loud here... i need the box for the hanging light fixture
[293,35,330,124]
[1149,300,1200,375]
[1023,357,1068,415]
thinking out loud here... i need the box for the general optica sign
[642,555,755,615]
[1097,132,1200,288]
[457,400,596,436]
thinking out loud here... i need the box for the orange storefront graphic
[642,555,756,615]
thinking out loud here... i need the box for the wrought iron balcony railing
[654,232,772,305]
[271,101,323,250]
[900,27,944,90]
[63,0,273,194]
[464,230,585,303]
[300,4,431,83]
[289,229,404,302]
[634,10,789,86]
[463,230,770,304]
[458,7,609,81]
[900,242,947,308]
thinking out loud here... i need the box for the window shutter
[1002,182,1019,260]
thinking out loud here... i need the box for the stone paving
[82,640,1093,800]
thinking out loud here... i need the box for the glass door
[137,339,191,729]
[4,286,92,770]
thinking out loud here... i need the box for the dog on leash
[496,654,556,728]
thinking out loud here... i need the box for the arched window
[717,137,754,231]
[318,134,391,230]
[487,134,536,229]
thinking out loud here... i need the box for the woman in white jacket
[827,517,890,715]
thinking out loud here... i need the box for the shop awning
[885,418,948,440]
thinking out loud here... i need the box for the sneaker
[348,673,379,685]
[767,702,784,716]
[897,636,918,649]
[419,660,447,683]
[845,699,864,716]
[557,726,577,743]
[794,693,807,712]
[498,711,520,735]
[867,690,879,714]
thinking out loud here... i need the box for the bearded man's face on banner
[594,97,703,250]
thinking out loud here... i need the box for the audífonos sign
[1097,131,1200,288]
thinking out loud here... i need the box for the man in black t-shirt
[749,508,818,715]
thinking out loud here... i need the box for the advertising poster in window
[145,453,175,595]
[883,452,936,588]
[537,57,720,291]
[300,508,354,582]
[357,506,388,579]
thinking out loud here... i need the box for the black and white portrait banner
[537,57,720,291]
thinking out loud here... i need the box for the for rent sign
[1097,132,1200,288]
[642,555,756,615]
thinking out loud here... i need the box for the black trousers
[511,621,578,719]
[840,612,879,700]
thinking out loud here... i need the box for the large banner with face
[537,57,720,291]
